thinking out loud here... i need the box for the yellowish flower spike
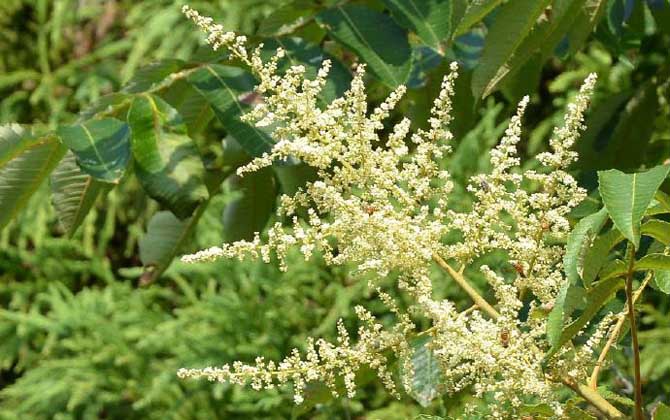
[179,6,607,418]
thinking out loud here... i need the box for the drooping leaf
[382,0,453,54]
[490,0,590,98]
[454,0,503,36]
[0,134,66,229]
[547,276,624,358]
[188,65,274,157]
[564,208,609,287]
[222,167,277,242]
[562,0,609,56]
[548,208,609,346]
[316,4,412,88]
[404,336,445,407]
[50,151,111,236]
[57,118,131,183]
[139,207,206,283]
[581,228,625,287]
[127,94,208,219]
[641,220,670,245]
[598,165,670,249]
[471,0,551,98]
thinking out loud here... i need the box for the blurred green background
[0,0,669,418]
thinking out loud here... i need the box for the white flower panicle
[180,6,603,418]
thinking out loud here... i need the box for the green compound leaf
[127,94,209,219]
[316,4,412,88]
[50,151,111,236]
[57,118,131,183]
[188,65,274,157]
[0,133,66,229]
[382,0,453,54]
[598,165,670,249]
[471,0,551,99]
[405,336,445,407]
[222,167,277,243]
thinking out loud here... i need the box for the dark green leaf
[316,4,412,88]
[127,94,208,219]
[0,134,66,229]
[562,0,609,56]
[382,0,453,54]
[139,207,206,283]
[222,167,277,242]
[471,0,551,98]
[57,118,131,183]
[188,65,274,157]
[50,151,111,236]
[598,164,670,248]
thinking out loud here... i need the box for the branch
[432,253,500,320]
[589,272,652,389]
[432,253,624,419]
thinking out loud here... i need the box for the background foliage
[0,0,669,418]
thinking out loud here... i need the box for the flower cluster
[179,6,606,418]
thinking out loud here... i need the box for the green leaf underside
[548,276,624,358]
[653,270,670,294]
[382,0,453,53]
[50,151,110,236]
[316,4,412,88]
[598,165,670,249]
[471,0,552,99]
[187,65,274,157]
[127,94,208,219]
[0,135,66,229]
[57,118,131,183]
[222,167,277,242]
[406,336,444,407]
